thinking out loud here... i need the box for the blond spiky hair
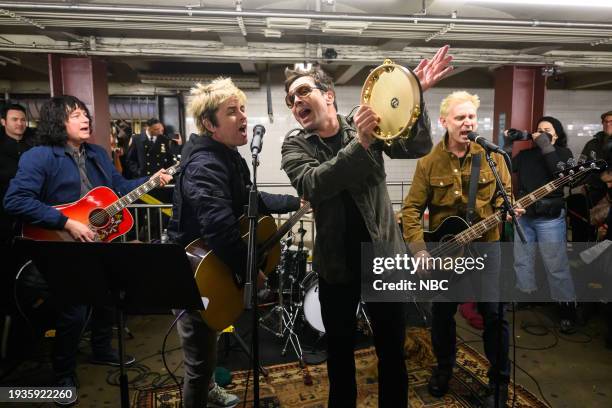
[188,77,247,134]
[439,91,480,118]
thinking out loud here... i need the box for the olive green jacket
[401,136,512,254]
[281,110,432,284]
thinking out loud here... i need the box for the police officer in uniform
[127,118,179,179]
[126,118,181,239]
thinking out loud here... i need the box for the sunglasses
[285,84,324,108]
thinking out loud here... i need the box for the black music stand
[16,239,204,408]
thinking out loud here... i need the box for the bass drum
[301,272,326,333]
[301,272,360,334]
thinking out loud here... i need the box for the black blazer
[126,133,179,177]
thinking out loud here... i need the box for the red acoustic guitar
[22,162,180,242]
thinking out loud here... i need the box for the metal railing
[124,180,413,244]
[257,181,414,210]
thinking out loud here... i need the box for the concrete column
[493,66,547,156]
[493,66,547,197]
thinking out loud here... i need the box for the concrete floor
[2,304,612,407]
[455,305,612,408]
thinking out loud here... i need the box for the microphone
[467,132,506,155]
[250,124,265,155]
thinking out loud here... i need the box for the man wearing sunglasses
[281,45,453,408]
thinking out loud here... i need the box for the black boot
[428,367,452,398]
[558,302,577,335]
[483,382,508,408]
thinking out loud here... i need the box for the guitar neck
[260,202,311,253]
[106,164,179,216]
[453,166,591,247]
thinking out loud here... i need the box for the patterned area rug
[132,327,546,408]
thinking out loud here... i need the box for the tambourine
[360,59,423,144]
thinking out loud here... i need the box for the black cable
[521,308,594,344]
[162,310,186,407]
[454,338,553,408]
[457,322,559,351]
[134,345,182,363]
[510,359,554,408]
[105,360,185,391]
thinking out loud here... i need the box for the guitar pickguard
[94,212,123,241]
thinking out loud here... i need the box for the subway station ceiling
[0,0,611,91]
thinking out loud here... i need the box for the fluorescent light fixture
[266,17,311,30]
[469,0,612,6]
[188,27,210,32]
[264,29,282,38]
[322,21,370,34]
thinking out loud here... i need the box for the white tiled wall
[185,85,611,203]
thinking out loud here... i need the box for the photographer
[508,116,577,333]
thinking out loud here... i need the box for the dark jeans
[430,242,510,385]
[172,310,218,408]
[52,304,114,380]
[319,277,408,408]
[431,302,510,384]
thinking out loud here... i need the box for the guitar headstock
[554,159,607,179]
[166,160,181,176]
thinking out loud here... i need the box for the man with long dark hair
[4,95,172,404]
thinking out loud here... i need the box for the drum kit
[259,222,372,365]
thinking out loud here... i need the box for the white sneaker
[207,383,239,408]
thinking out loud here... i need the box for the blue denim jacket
[4,143,146,229]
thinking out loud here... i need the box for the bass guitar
[424,160,606,259]
[185,203,311,331]
[22,162,180,242]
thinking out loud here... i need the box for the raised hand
[413,45,454,92]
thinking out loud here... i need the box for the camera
[505,128,532,142]
[505,128,552,143]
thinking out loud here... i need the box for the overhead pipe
[0,7,45,29]
[1,2,612,30]
[1,42,611,68]
[0,54,20,65]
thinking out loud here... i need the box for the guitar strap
[466,152,481,225]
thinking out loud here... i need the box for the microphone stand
[244,149,261,408]
[483,150,525,408]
